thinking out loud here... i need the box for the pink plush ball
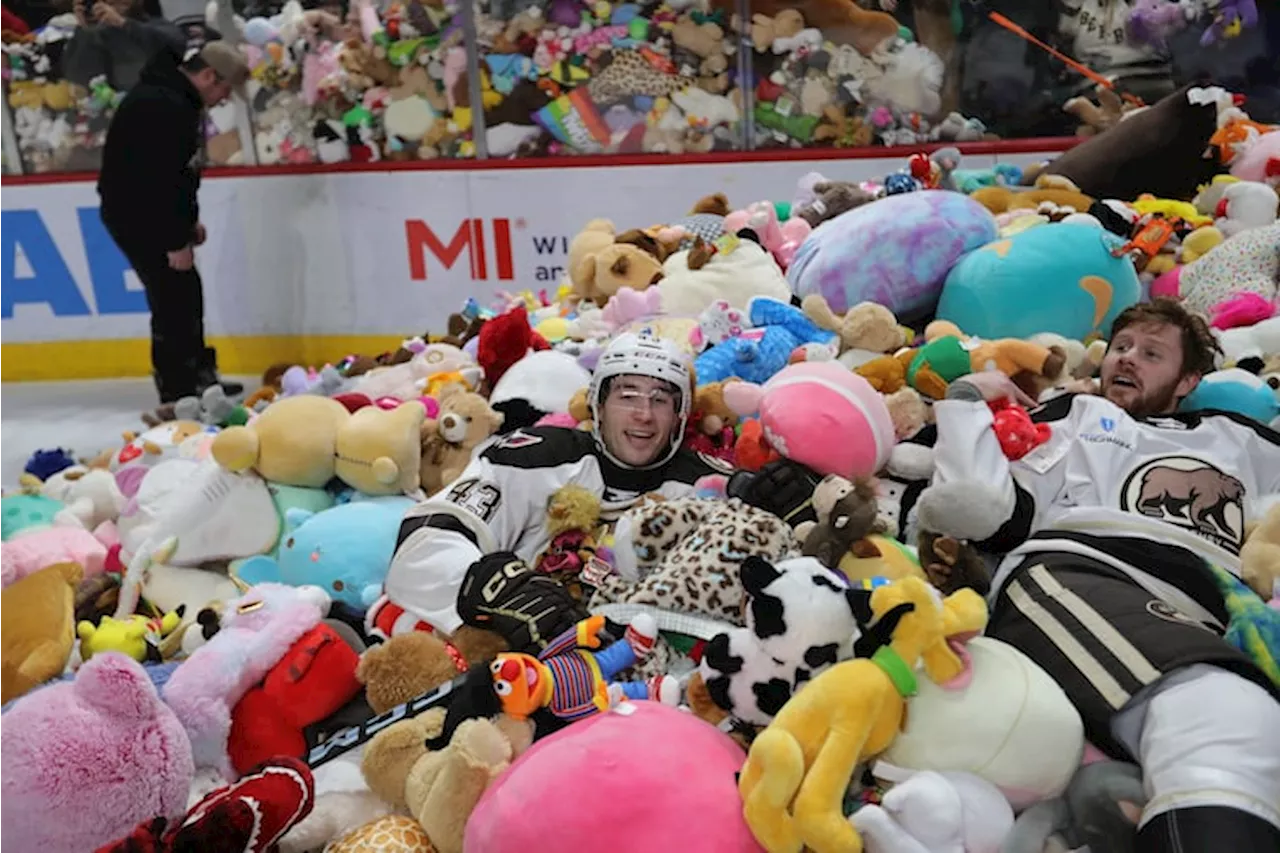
[465,702,762,853]
[757,361,896,480]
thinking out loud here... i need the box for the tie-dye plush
[787,189,998,321]
[1207,561,1280,689]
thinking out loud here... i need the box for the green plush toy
[1,494,67,541]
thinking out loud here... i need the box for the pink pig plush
[723,361,896,481]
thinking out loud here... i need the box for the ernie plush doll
[428,614,679,748]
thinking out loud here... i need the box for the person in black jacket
[98,41,247,402]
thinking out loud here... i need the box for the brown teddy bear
[420,386,505,495]
[685,671,757,750]
[685,379,741,460]
[357,629,509,715]
[794,180,875,227]
[793,475,886,571]
[917,531,992,596]
[970,173,1095,217]
[533,484,607,602]
[566,220,666,306]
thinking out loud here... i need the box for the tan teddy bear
[802,293,908,356]
[420,386,505,495]
[327,708,535,853]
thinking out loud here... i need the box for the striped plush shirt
[539,625,607,721]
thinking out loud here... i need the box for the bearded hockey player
[925,298,1280,852]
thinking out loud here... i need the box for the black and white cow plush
[699,555,873,727]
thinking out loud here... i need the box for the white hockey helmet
[590,332,693,469]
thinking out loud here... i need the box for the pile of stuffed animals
[3,0,1004,170]
[1,81,1279,853]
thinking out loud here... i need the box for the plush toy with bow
[534,484,614,601]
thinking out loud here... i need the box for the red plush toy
[226,623,362,776]
[989,399,1052,460]
[476,305,551,388]
[96,757,315,853]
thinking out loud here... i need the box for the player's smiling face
[600,375,679,467]
[1101,321,1200,417]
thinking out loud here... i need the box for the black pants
[985,552,1276,759]
[111,233,211,402]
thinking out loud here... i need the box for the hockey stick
[306,673,468,769]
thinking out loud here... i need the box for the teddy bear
[793,180,875,227]
[1063,84,1144,137]
[212,394,353,488]
[567,220,666,306]
[419,386,505,495]
[355,628,507,716]
[971,174,1096,217]
[1241,502,1280,601]
[793,475,886,572]
[882,386,932,442]
[324,705,535,853]
[802,294,909,359]
[685,379,742,463]
[1,561,82,704]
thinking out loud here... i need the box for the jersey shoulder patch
[482,426,596,470]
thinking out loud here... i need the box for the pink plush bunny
[724,201,783,250]
[775,217,813,270]
[601,286,663,329]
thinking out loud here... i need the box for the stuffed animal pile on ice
[2,83,1279,853]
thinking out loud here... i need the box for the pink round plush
[756,361,896,480]
[1149,265,1182,300]
[1,653,194,853]
[465,702,762,853]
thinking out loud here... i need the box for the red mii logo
[405,218,515,281]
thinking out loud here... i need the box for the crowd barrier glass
[3,0,1278,173]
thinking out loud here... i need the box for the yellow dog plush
[738,576,988,853]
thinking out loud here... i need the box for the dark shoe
[154,372,198,406]
[195,346,243,398]
[213,379,244,397]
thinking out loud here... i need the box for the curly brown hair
[1108,298,1221,377]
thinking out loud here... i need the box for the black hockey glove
[456,551,588,655]
[727,458,823,529]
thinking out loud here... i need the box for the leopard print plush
[587,50,693,103]
[589,497,798,678]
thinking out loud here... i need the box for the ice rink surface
[1,377,254,485]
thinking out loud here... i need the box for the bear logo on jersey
[1119,456,1246,554]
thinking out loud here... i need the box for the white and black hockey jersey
[931,393,1280,623]
[383,426,728,634]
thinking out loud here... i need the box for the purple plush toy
[1126,0,1192,48]
[1201,0,1259,45]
